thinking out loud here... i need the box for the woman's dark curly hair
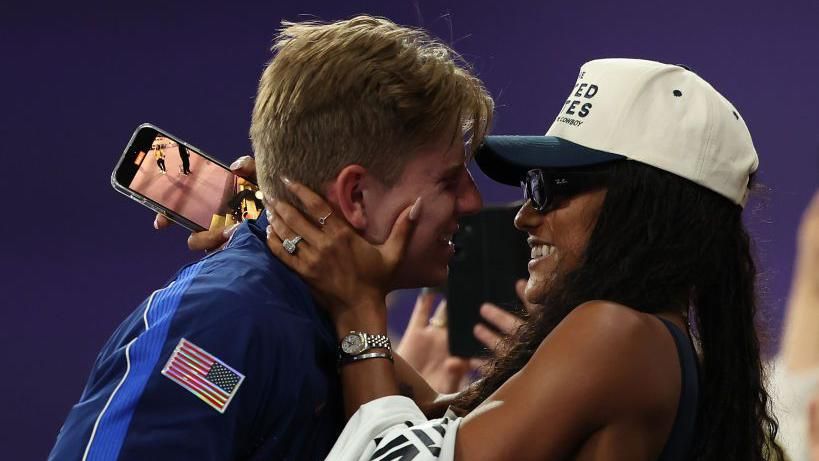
[454,160,783,460]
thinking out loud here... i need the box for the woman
[266,59,783,460]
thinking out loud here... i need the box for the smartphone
[446,203,531,357]
[112,123,262,232]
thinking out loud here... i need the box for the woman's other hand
[473,279,539,354]
[397,290,475,393]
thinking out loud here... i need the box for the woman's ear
[327,164,372,231]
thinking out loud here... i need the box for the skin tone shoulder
[267,174,690,460]
[458,300,682,460]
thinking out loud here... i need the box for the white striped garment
[326,396,461,461]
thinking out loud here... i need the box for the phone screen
[113,124,261,232]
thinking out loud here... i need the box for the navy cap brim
[475,136,626,185]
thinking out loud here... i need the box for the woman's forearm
[393,353,461,418]
[339,355,401,418]
[335,301,401,418]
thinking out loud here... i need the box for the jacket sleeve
[49,268,290,461]
[326,396,462,461]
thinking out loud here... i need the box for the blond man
[49,16,491,461]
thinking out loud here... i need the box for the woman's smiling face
[513,188,607,304]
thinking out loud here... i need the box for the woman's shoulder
[555,300,675,346]
[529,300,682,414]
[544,300,667,353]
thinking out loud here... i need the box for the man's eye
[442,176,458,189]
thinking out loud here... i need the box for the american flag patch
[161,338,245,413]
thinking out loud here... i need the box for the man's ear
[326,164,378,231]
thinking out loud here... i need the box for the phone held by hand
[446,203,530,357]
[112,123,261,232]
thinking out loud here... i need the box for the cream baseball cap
[476,58,759,207]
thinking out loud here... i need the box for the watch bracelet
[339,350,394,366]
[366,333,391,350]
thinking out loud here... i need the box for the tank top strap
[655,317,699,461]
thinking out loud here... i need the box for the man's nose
[457,168,483,215]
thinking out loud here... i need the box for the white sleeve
[769,357,819,461]
[325,395,462,461]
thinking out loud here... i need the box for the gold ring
[429,317,447,328]
[318,210,333,226]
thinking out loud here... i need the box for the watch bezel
[341,332,367,355]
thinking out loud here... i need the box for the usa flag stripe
[179,345,213,366]
[161,338,245,413]
[181,341,216,363]
[167,358,229,400]
[175,349,211,374]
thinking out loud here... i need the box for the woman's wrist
[334,299,389,337]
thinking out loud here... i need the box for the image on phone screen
[113,125,262,232]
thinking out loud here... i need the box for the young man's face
[364,137,483,289]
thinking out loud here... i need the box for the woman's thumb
[382,197,421,265]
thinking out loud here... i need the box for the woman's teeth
[531,244,555,259]
[440,234,453,244]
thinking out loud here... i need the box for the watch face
[341,333,365,355]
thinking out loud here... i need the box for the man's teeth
[531,244,555,259]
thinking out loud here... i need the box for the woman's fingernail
[280,176,292,186]
[153,216,159,230]
[265,209,273,222]
[222,223,240,238]
[229,157,246,170]
[266,225,273,237]
[409,197,422,221]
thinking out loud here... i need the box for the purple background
[2,1,817,458]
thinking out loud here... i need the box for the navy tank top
[656,317,699,461]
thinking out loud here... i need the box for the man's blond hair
[250,15,493,203]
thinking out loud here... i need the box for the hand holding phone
[472,279,538,352]
[153,156,259,251]
[112,124,262,234]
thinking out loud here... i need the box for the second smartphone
[446,203,531,357]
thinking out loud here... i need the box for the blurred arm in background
[773,189,819,461]
[782,190,819,371]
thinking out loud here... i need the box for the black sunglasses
[521,168,610,213]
